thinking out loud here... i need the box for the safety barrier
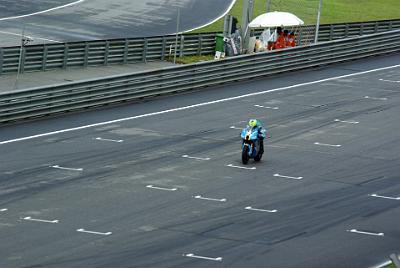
[1,29,400,124]
[318,19,400,41]
[0,33,216,74]
[0,19,399,75]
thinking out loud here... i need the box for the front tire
[242,146,249,164]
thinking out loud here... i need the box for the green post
[215,34,224,53]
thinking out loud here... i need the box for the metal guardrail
[1,29,400,124]
[0,33,216,74]
[318,19,400,41]
[0,19,399,75]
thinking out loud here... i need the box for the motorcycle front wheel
[242,146,249,164]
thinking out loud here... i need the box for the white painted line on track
[76,228,112,236]
[346,229,384,237]
[0,208,8,212]
[314,142,342,148]
[183,253,223,262]
[273,173,303,180]
[254,104,279,110]
[226,164,256,170]
[379,78,400,83]
[183,0,237,33]
[50,165,83,172]
[373,260,394,268]
[95,137,124,143]
[193,195,226,202]
[22,216,59,224]
[365,96,388,101]
[1,64,400,145]
[0,0,86,21]
[182,155,210,161]
[146,185,177,191]
[0,30,62,43]
[245,206,277,213]
[369,194,400,200]
[334,119,359,124]
[230,126,243,130]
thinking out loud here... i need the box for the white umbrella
[248,11,304,28]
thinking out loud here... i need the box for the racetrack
[0,54,400,267]
[0,0,234,46]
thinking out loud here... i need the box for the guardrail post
[329,24,334,40]
[104,41,110,66]
[42,45,48,71]
[374,21,379,33]
[63,44,69,69]
[390,254,400,268]
[360,23,364,35]
[161,36,166,60]
[123,39,129,64]
[142,38,148,63]
[179,35,184,57]
[198,34,203,56]
[345,24,349,38]
[20,46,26,73]
[389,21,393,31]
[0,48,3,74]
[84,43,89,67]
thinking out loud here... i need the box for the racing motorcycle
[240,126,265,164]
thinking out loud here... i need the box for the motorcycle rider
[247,119,266,153]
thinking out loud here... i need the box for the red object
[274,33,286,50]
[287,34,296,47]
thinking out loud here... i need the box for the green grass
[166,54,214,64]
[385,264,396,268]
[193,0,400,33]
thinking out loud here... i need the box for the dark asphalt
[1,54,400,268]
[0,0,234,46]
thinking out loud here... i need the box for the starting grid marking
[314,142,342,148]
[334,119,359,124]
[245,206,277,213]
[146,185,177,191]
[22,216,59,224]
[194,195,226,202]
[226,164,256,170]
[77,228,112,236]
[95,137,124,143]
[273,173,303,180]
[183,253,222,262]
[254,104,279,110]
[364,96,388,101]
[369,194,400,200]
[379,78,400,83]
[347,229,384,237]
[229,126,243,130]
[50,165,83,172]
[182,155,210,161]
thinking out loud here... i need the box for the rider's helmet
[249,119,258,128]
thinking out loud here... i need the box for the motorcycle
[240,126,265,164]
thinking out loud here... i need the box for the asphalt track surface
[1,54,400,268]
[0,0,234,46]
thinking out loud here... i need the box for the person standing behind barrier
[274,27,286,50]
[287,32,296,47]
[283,30,289,46]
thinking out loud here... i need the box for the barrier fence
[1,29,400,124]
[0,19,399,75]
